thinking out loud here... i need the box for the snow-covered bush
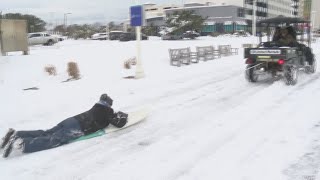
[67,61,80,79]
[44,65,57,76]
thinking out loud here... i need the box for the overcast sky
[0,0,186,24]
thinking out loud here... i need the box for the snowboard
[71,107,149,142]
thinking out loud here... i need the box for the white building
[185,0,242,6]
[144,3,181,19]
[311,0,320,30]
[298,0,319,29]
[267,0,293,17]
[185,0,294,19]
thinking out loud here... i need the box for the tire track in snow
[140,68,269,112]
[284,122,320,180]
[277,43,320,180]
[285,143,320,180]
[163,72,320,180]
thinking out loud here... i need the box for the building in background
[176,0,294,33]
[185,0,294,19]
[300,0,312,20]
[297,0,320,30]
[165,4,247,35]
[184,0,242,6]
[266,0,293,18]
[125,0,302,35]
[312,0,320,30]
[291,0,300,17]
[144,3,181,26]
[298,0,305,18]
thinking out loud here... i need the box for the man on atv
[277,27,296,46]
[275,26,314,66]
[272,27,281,42]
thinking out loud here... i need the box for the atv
[244,16,317,85]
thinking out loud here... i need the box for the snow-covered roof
[204,22,216,25]
[224,21,233,25]
[143,2,156,5]
[145,16,165,20]
[164,4,240,11]
[235,21,247,25]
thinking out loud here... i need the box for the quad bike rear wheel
[284,66,298,85]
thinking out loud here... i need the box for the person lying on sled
[1,93,128,158]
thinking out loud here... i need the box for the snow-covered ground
[0,36,320,180]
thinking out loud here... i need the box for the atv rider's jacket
[278,35,296,46]
[74,103,125,135]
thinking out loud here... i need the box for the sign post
[130,5,145,79]
[0,11,3,56]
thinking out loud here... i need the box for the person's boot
[0,128,15,149]
[310,56,314,66]
[3,137,24,158]
[307,51,314,66]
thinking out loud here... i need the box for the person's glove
[110,111,128,128]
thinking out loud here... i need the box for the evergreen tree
[142,23,160,36]
[1,13,46,33]
[166,10,205,34]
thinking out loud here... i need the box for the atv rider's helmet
[100,94,113,107]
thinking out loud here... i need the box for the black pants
[16,117,84,153]
[298,44,314,65]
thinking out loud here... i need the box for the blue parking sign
[130,5,144,26]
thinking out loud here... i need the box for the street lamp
[0,11,3,56]
[49,12,55,32]
[311,11,317,31]
[30,25,34,33]
[64,13,72,31]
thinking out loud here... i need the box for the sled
[72,107,149,142]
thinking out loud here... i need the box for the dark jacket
[278,34,296,46]
[74,103,116,135]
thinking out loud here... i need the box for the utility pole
[106,23,109,39]
[311,11,317,31]
[49,12,55,33]
[134,0,145,79]
[252,0,257,37]
[64,13,72,33]
[0,11,3,56]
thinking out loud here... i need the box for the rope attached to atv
[245,62,265,70]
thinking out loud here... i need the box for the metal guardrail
[196,46,218,61]
[169,47,192,67]
[218,45,239,56]
[169,45,239,67]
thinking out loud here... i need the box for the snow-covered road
[1,37,320,180]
